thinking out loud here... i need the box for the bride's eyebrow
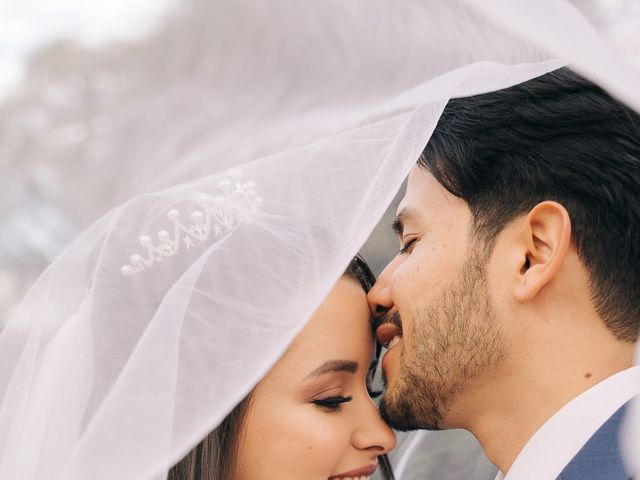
[305,360,359,379]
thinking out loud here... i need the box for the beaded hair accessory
[120,171,261,276]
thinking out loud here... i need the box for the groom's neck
[443,312,635,474]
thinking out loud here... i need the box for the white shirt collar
[495,365,640,480]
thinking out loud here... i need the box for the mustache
[372,309,403,332]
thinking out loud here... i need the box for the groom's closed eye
[392,207,424,253]
[392,207,420,239]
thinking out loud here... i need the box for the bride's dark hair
[343,255,395,480]
[167,394,253,480]
[168,255,394,480]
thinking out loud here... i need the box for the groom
[370,67,640,479]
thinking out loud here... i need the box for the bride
[168,257,396,480]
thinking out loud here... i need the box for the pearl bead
[139,235,152,247]
[158,230,170,242]
[121,265,133,276]
[168,209,180,221]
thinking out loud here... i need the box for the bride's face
[235,277,396,480]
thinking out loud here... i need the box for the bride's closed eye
[312,395,353,412]
[302,359,359,412]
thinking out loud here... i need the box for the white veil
[0,1,638,479]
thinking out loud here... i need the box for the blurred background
[1,0,639,328]
[0,0,638,478]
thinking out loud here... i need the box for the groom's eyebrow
[306,360,359,378]
[392,207,417,238]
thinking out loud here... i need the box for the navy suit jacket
[557,403,633,480]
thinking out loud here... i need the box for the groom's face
[368,167,507,431]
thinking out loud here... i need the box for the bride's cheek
[284,406,349,449]
[237,403,338,478]
[268,406,350,474]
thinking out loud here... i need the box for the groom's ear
[512,201,572,302]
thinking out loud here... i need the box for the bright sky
[0,0,174,100]
[0,0,637,101]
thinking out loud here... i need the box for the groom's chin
[379,391,443,432]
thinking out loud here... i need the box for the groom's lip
[381,340,399,373]
[376,322,402,347]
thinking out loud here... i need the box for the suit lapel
[557,403,632,480]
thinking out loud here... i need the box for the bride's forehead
[307,283,368,332]
[279,283,371,349]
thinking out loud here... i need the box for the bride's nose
[351,402,397,454]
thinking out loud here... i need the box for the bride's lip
[329,463,377,478]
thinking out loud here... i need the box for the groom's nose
[367,256,401,315]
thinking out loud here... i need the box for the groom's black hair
[419,67,640,342]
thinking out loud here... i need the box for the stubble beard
[379,253,507,431]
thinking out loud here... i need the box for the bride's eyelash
[312,395,352,411]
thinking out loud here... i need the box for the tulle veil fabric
[0,1,638,479]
